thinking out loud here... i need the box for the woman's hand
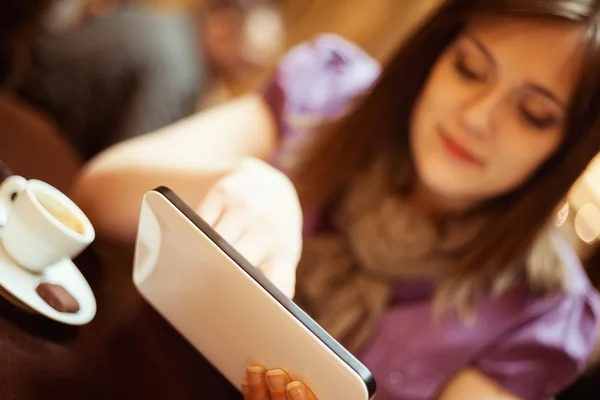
[197,158,303,298]
[242,364,317,400]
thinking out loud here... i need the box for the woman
[72,0,600,399]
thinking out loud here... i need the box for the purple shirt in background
[262,35,600,400]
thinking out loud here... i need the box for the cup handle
[0,175,27,218]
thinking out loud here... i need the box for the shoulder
[278,33,381,82]
[475,230,600,399]
[263,34,381,122]
[499,287,599,398]
[526,229,600,369]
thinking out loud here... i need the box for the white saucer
[0,237,97,326]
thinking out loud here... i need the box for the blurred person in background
[72,0,600,399]
[12,0,284,159]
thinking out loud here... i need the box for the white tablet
[133,187,376,400]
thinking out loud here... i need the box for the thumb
[197,190,226,226]
[260,253,298,299]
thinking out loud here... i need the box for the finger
[197,190,226,226]
[212,205,249,245]
[265,369,292,400]
[260,253,297,299]
[246,364,270,400]
[242,378,252,400]
[287,381,318,400]
[232,230,271,269]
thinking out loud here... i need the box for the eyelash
[454,54,483,81]
[454,55,556,129]
[519,106,557,129]
[454,51,558,130]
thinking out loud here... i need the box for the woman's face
[410,17,586,212]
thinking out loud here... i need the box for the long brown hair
[292,0,600,308]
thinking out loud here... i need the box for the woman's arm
[70,94,277,243]
[438,369,522,400]
[72,34,381,244]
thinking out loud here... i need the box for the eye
[454,52,485,81]
[518,106,558,130]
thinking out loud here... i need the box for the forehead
[462,17,588,102]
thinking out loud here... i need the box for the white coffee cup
[0,175,95,273]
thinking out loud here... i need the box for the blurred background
[1,0,600,263]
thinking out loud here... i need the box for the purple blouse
[262,34,600,400]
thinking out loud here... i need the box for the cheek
[410,60,470,142]
[490,130,562,191]
[409,83,563,200]
[410,65,463,169]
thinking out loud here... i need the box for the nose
[459,86,504,139]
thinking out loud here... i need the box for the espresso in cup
[0,176,95,273]
[36,192,86,235]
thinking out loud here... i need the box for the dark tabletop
[0,240,241,399]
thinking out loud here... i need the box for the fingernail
[247,365,266,385]
[266,369,289,391]
[287,381,309,400]
[241,378,251,397]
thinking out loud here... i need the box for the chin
[416,165,480,206]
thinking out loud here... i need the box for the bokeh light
[574,203,600,244]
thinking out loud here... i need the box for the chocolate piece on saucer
[35,283,80,313]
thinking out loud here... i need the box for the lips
[438,130,484,167]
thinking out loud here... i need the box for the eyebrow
[463,34,567,109]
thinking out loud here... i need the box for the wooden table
[0,240,241,399]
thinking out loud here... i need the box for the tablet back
[133,188,376,399]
